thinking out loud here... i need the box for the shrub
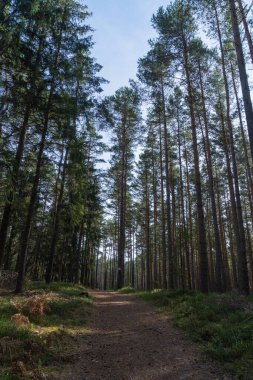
[11,293,53,317]
[119,286,136,294]
[10,314,30,328]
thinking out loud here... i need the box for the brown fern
[11,313,30,328]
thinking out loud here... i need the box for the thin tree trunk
[215,5,249,294]
[0,107,30,265]
[159,122,167,288]
[15,93,53,293]
[229,0,253,162]
[161,75,174,289]
[45,147,68,284]
[231,65,253,220]
[184,137,195,289]
[117,129,127,289]
[0,34,44,265]
[182,30,209,292]
[219,102,248,292]
[177,112,191,289]
[152,147,159,288]
[145,166,151,291]
[236,0,253,64]
[198,60,224,291]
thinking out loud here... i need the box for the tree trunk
[0,33,44,265]
[159,122,167,288]
[182,31,209,293]
[161,76,174,289]
[236,0,253,64]
[198,60,224,291]
[145,166,151,291]
[229,0,253,163]
[215,5,249,294]
[117,126,127,289]
[177,112,191,289]
[45,147,68,284]
[0,107,30,265]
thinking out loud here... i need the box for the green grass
[0,318,30,339]
[118,286,137,294]
[0,299,17,318]
[0,298,30,340]
[27,281,86,297]
[31,294,93,329]
[0,282,93,379]
[0,373,21,380]
[26,282,93,329]
[139,289,253,379]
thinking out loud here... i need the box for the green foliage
[0,0,103,290]
[140,289,191,306]
[140,290,253,378]
[44,297,92,328]
[25,282,93,328]
[0,298,17,318]
[0,282,93,378]
[118,286,137,294]
[0,318,30,340]
[0,373,21,380]
[27,282,85,296]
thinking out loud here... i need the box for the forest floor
[49,290,229,380]
[0,283,93,380]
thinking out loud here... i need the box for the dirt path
[51,291,229,380]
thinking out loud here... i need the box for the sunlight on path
[50,291,229,380]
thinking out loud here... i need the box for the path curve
[51,291,229,380]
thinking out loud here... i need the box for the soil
[49,291,230,380]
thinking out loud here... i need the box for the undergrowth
[118,286,137,294]
[140,290,253,379]
[0,282,93,379]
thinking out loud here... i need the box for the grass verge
[136,289,253,379]
[118,286,137,294]
[0,282,93,379]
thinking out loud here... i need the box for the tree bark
[229,0,253,163]
[198,60,224,291]
[182,30,209,292]
[236,0,253,64]
[161,75,174,289]
[45,147,68,284]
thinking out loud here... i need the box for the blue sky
[84,0,170,95]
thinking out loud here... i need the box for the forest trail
[51,291,228,380]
